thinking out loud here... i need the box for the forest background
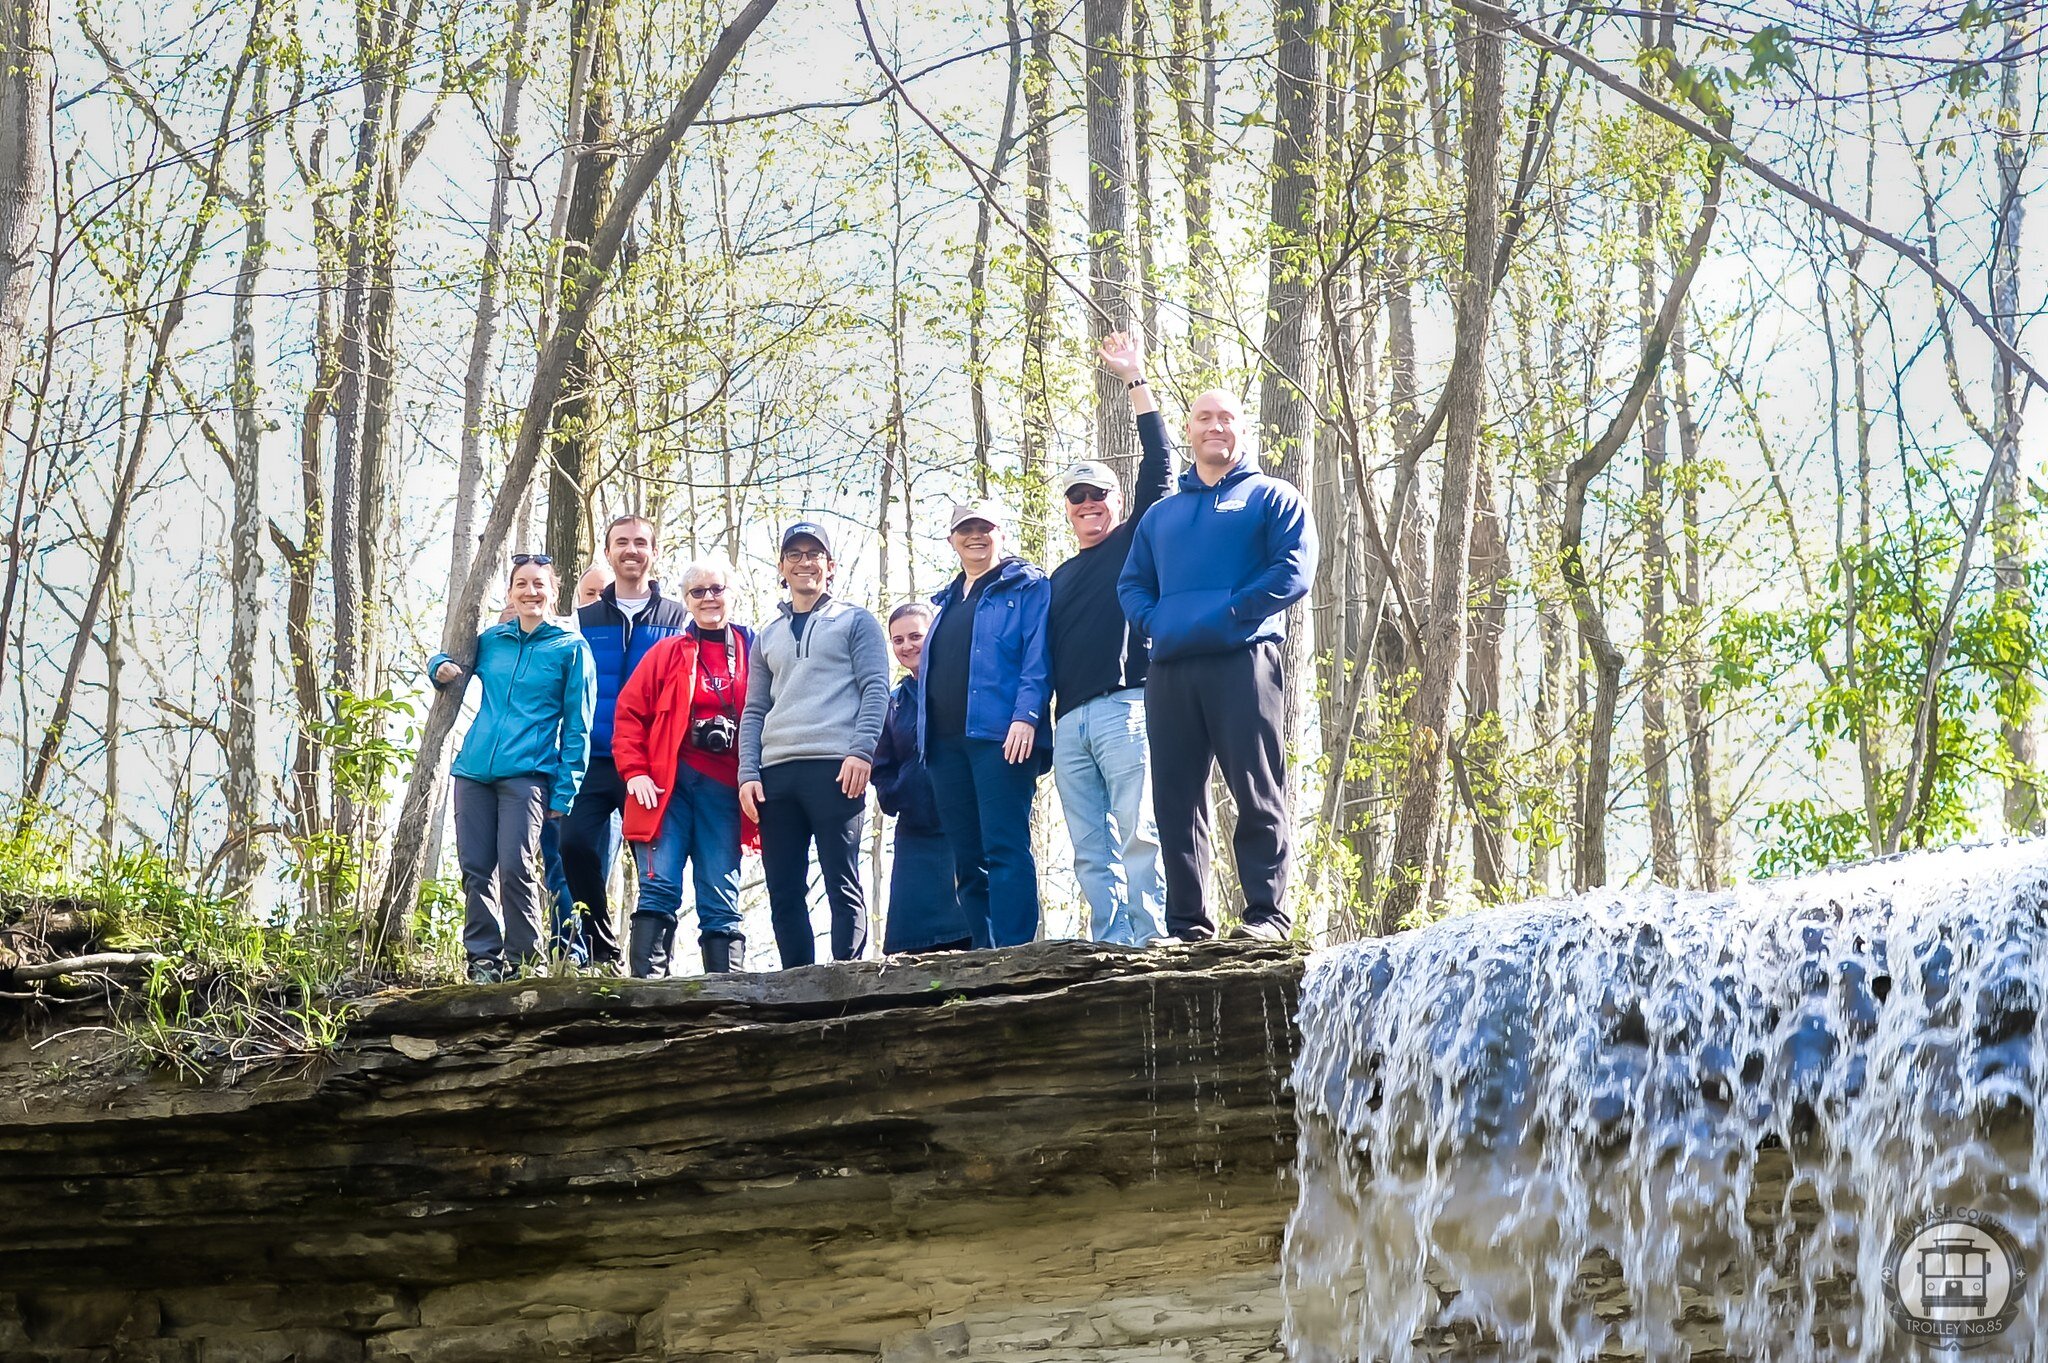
[2,0,2045,978]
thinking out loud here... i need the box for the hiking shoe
[465,955,507,985]
[1227,919,1289,944]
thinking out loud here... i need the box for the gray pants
[453,775,548,964]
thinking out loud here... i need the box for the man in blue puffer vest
[1117,388,1315,943]
[561,514,693,969]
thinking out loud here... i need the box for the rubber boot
[628,911,673,979]
[700,932,745,974]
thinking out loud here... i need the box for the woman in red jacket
[610,558,758,976]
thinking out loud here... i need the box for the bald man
[1116,381,1315,944]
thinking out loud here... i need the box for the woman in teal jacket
[430,556,597,982]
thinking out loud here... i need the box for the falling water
[1283,841,2048,1360]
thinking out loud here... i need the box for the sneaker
[465,954,507,984]
[1227,919,1289,944]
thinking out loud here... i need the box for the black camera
[690,715,737,754]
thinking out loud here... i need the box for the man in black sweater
[1046,332,1175,945]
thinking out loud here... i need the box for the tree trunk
[1083,0,1136,479]
[546,0,620,573]
[373,0,780,944]
[1130,0,1157,344]
[967,1,1023,497]
[1465,457,1509,894]
[0,0,50,410]
[453,0,534,584]
[100,549,122,848]
[226,37,273,893]
[1669,309,1721,887]
[1019,0,1055,510]
[1378,11,1503,932]
[1636,130,1679,885]
[1990,15,2040,832]
[1167,0,1218,371]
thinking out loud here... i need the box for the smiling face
[1185,389,1247,479]
[949,519,1003,576]
[507,562,557,623]
[780,537,831,599]
[574,565,612,609]
[1064,482,1123,549]
[605,518,656,593]
[684,572,729,630]
[889,610,931,673]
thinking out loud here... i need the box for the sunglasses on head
[511,553,552,567]
[1065,486,1109,505]
[687,584,728,600]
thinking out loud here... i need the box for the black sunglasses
[687,584,728,600]
[511,553,553,567]
[1065,486,1109,505]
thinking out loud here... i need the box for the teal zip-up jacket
[429,618,597,815]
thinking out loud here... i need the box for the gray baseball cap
[1057,460,1118,494]
[779,520,833,557]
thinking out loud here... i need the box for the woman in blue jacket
[872,602,972,954]
[430,555,597,983]
[918,501,1053,949]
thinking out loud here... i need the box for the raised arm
[1100,329,1175,519]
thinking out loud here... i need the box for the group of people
[431,335,1316,983]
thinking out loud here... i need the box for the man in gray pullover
[739,520,893,967]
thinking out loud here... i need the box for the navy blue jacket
[1117,460,1316,663]
[917,557,1053,756]
[872,675,944,836]
[576,582,692,757]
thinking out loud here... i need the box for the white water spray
[1284,841,2047,1360]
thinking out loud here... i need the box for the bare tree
[1377,8,1503,931]
[0,0,50,410]
[373,0,782,943]
[1084,0,1137,478]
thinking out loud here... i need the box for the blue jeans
[926,735,1041,949]
[631,764,743,938]
[1053,690,1164,945]
[539,820,589,963]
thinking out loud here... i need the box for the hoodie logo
[1214,497,1249,513]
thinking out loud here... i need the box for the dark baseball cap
[779,520,833,558]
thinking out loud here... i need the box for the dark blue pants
[539,819,588,964]
[925,736,1041,949]
[758,759,868,967]
[884,825,971,954]
[560,756,627,964]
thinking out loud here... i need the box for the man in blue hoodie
[1117,388,1315,943]
[560,514,693,969]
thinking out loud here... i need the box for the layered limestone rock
[0,940,1304,1363]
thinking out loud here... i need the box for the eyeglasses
[782,548,828,563]
[511,553,552,567]
[688,584,728,600]
[1065,486,1109,505]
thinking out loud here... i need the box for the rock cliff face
[0,941,1304,1363]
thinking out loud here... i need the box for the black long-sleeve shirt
[1047,409,1176,719]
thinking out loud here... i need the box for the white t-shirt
[615,594,650,622]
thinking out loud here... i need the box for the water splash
[1283,841,2048,1360]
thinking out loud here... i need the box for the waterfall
[1283,841,2047,1360]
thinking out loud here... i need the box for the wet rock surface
[0,940,1303,1362]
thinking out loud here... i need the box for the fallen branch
[3,952,170,984]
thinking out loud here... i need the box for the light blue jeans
[632,764,744,938]
[1053,689,1165,945]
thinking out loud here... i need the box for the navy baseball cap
[779,520,833,558]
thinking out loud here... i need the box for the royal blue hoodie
[1117,460,1316,663]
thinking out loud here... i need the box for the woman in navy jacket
[872,602,973,953]
[918,500,1053,949]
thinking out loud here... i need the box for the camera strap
[702,629,741,719]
